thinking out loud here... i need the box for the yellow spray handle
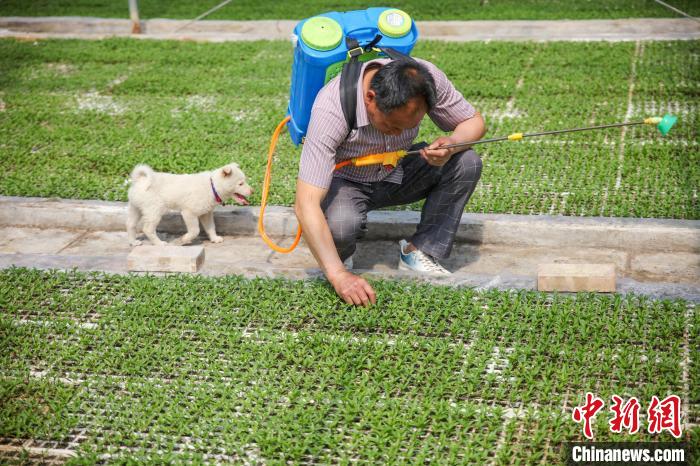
[644,117,662,125]
[508,132,524,141]
[352,149,407,167]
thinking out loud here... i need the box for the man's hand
[328,270,376,307]
[420,113,485,167]
[421,136,464,167]
[296,179,378,307]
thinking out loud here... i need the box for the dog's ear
[222,167,232,177]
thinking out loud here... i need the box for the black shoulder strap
[339,37,363,132]
[379,47,415,62]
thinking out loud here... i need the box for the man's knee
[324,203,366,247]
[451,149,483,182]
[443,149,483,182]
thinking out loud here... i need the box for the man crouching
[295,57,486,306]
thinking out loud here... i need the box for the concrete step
[1,225,698,301]
[2,196,698,253]
[0,17,698,42]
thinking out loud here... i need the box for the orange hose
[258,115,302,253]
[334,160,352,170]
[259,117,403,253]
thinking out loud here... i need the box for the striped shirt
[298,57,477,189]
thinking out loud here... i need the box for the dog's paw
[152,240,168,246]
[129,239,143,247]
[176,237,193,246]
[210,235,224,243]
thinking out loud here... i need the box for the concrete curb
[2,252,697,301]
[0,17,698,42]
[1,196,698,254]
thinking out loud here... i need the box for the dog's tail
[130,164,154,189]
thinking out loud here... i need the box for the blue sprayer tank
[287,7,419,146]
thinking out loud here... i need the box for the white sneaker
[343,255,353,270]
[398,240,451,275]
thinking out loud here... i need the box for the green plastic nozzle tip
[657,113,677,136]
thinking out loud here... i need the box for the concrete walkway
[0,17,698,42]
[1,196,698,301]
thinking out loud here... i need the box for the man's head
[364,59,436,136]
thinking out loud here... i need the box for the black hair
[369,59,437,114]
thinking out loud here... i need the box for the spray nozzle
[656,114,677,136]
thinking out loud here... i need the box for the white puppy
[127,163,253,246]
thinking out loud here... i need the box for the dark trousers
[321,146,482,262]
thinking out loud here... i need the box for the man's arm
[294,179,376,306]
[415,59,486,165]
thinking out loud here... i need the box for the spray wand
[334,114,678,170]
[259,113,678,253]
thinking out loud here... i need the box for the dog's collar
[210,177,223,204]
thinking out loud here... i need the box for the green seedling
[0,39,697,219]
[0,264,692,463]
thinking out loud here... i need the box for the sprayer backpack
[286,7,419,145]
[259,8,419,253]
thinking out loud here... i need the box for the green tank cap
[657,113,677,136]
[378,9,412,38]
[300,16,343,51]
